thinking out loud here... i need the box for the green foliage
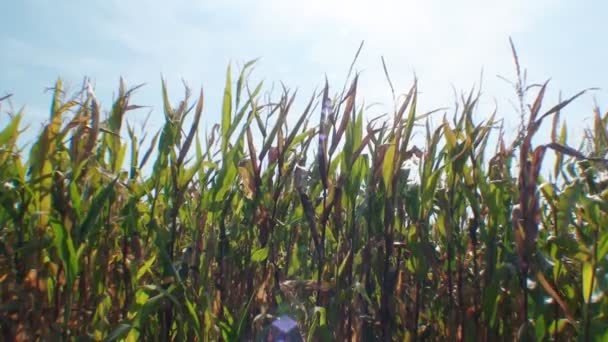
[1,53,608,341]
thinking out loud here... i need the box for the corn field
[1,46,608,341]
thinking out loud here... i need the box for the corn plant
[1,47,608,341]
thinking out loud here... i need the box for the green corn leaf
[251,246,269,262]
[184,298,202,334]
[75,177,118,242]
[161,77,174,120]
[288,245,302,276]
[137,255,157,281]
[235,58,259,109]
[221,64,233,155]
[0,112,21,146]
[258,95,290,163]
[139,129,160,169]
[285,92,315,151]
[107,323,133,342]
[228,80,263,141]
[399,84,418,157]
[598,233,608,261]
[50,220,79,288]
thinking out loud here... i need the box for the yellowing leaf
[582,262,594,303]
[383,141,396,194]
[443,120,458,148]
[137,256,157,281]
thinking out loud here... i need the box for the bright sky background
[2,0,607,151]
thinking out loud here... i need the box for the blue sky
[2,0,607,150]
